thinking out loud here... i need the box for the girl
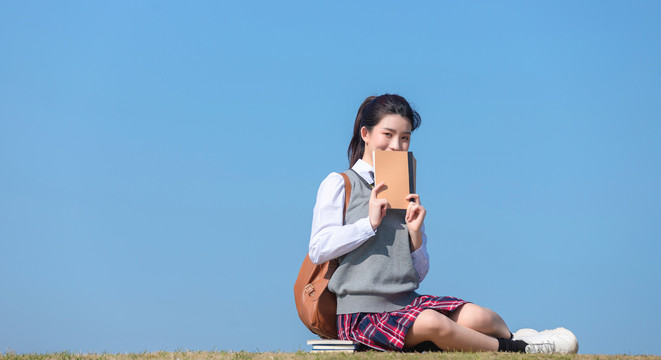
[308,94,578,354]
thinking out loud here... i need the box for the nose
[388,139,402,151]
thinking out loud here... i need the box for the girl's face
[361,114,412,165]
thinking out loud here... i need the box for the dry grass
[1,351,660,360]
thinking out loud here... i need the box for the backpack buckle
[305,284,316,297]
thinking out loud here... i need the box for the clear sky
[1,0,660,356]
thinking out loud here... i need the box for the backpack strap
[339,172,351,224]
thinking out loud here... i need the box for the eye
[402,136,410,141]
[383,132,393,138]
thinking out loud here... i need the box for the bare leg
[448,303,511,339]
[404,309,499,352]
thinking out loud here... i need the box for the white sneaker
[523,328,579,354]
[525,340,556,354]
[522,332,555,354]
[541,327,579,354]
[512,328,538,341]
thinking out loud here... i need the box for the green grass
[1,351,659,360]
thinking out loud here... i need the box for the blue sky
[1,0,660,356]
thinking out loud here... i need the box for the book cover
[312,345,356,350]
[307,339,357,353]
[307,340,355,346]
[373,150,416,209]
[310,349,355,353]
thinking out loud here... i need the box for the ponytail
[347,96,376,167]
[346,94,421,167]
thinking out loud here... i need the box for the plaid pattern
[337,295,468,351]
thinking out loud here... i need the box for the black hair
[347,94,421,167]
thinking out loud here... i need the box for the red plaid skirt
[337,295,468,351]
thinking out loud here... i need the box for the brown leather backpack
[294,172,351,339]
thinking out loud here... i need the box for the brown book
[373,150,416,209]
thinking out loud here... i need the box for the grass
[1,351,660,360]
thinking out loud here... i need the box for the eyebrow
[382,127,411,135]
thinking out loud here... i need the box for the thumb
[371,182,386,200]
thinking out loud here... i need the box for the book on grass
[307,339,357,352]
[312,345,357,350]
[310,348,356,352]
[373,150,416,209]
[307,340,356,346]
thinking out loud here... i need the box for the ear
[360,126,370,144]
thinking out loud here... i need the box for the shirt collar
[351,159,374,184]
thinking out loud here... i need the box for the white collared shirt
[309,159,430,281]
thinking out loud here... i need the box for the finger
[380,201,387,218]
[405,193,421,205]
[415,206,426,222]
[415,203,427,219]
[371,182,387,199]
[406,202,416,222]
[407,200,417,210]
[409,203,420,221]
[378,198,389,211]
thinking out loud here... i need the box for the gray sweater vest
[328,169,419,314]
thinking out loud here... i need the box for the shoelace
[526,341,556,354]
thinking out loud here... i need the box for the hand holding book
[368,182,389,230]
[405,193,425,230]
[405,193,426,252]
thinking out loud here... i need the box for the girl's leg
[404,309,499,352]
[448,303,511,339]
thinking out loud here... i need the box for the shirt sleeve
[309,172,376,264]
[411,224,430,282]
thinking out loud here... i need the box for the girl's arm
[309,172,375,264]
[411,225,430,281]
[406,193,430,281]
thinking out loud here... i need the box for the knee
[455,304,502,331]
[415,310,454,337]
[476,307,500,328]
